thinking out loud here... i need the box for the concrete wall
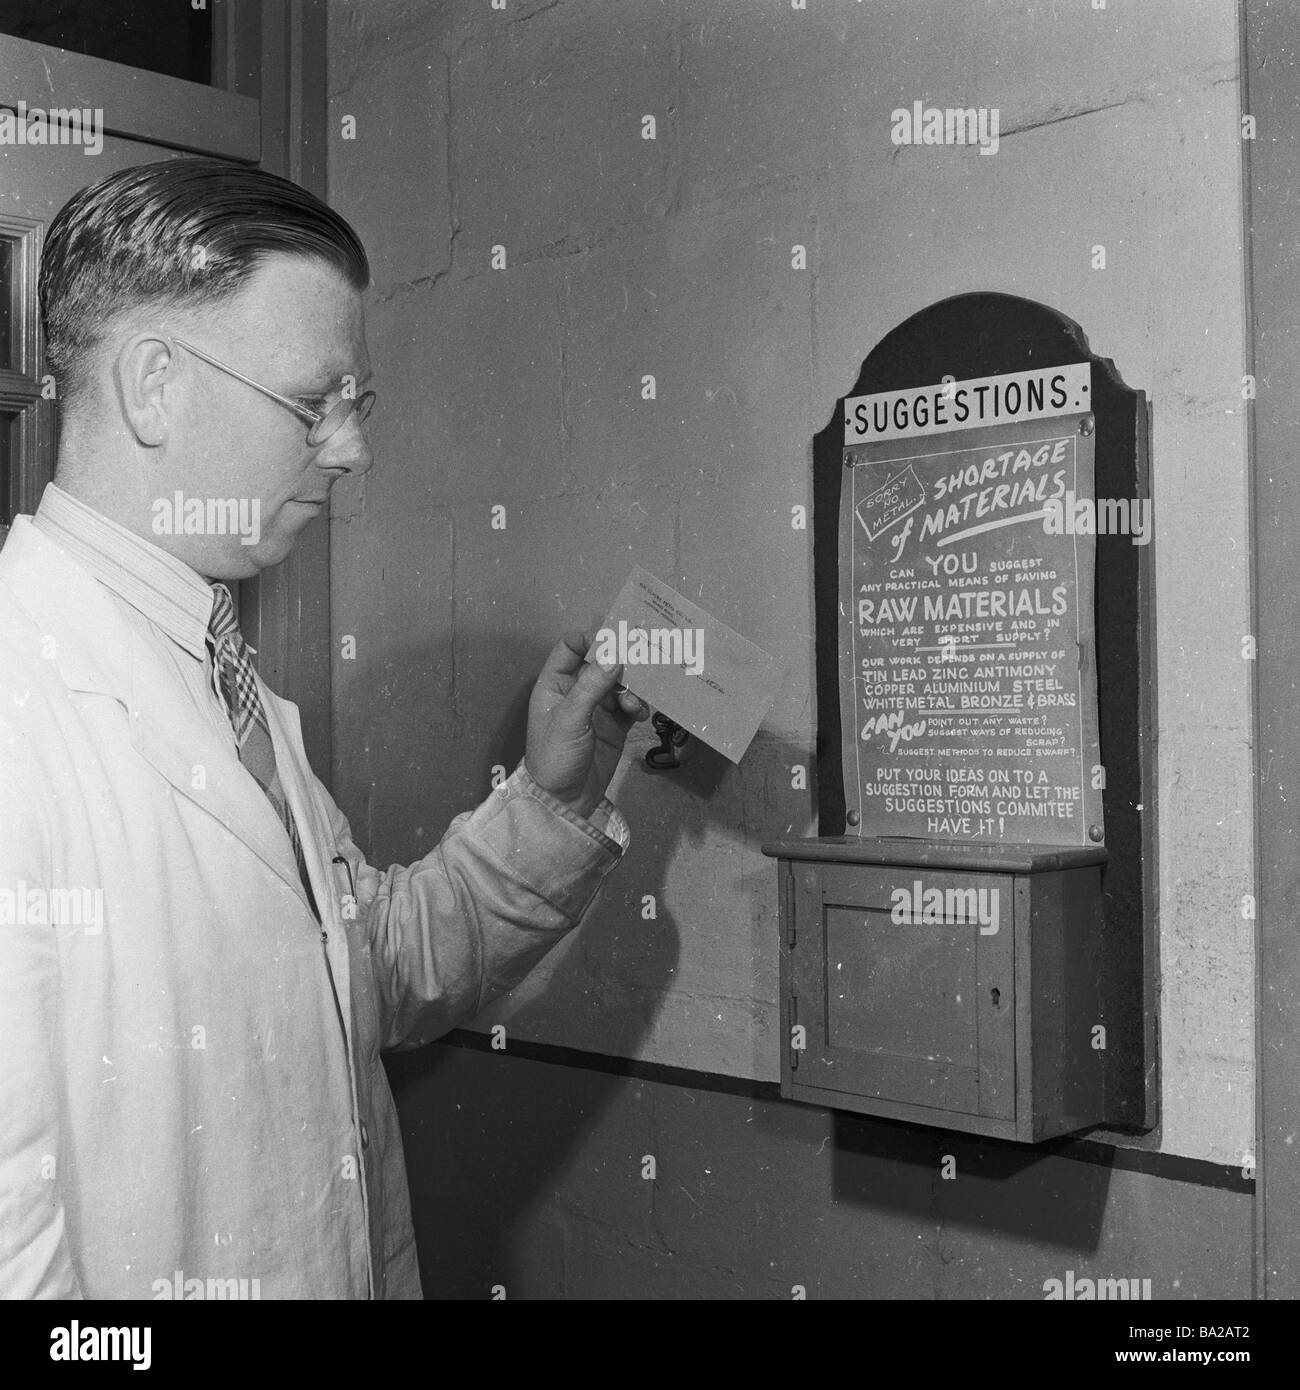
[326,0,1251,1218]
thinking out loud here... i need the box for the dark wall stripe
[406,1029,1253,1195]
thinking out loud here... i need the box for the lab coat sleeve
[316,760,629,1051]
[0,703,85,1299]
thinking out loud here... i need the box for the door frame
[216,0,333,783]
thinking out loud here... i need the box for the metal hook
[644,712,690,771]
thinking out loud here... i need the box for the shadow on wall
[830,1113,1114,1248]
[366,635,1124,1294]
[373,627,685,1294]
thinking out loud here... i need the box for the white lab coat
[0,516,623,1298]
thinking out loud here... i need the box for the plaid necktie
[207,583,320,919]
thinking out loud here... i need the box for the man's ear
[114,334,176,447]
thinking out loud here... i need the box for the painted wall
[385,1042,1252,1299]
[326,0,1252,1195]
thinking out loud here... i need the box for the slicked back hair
[39,156,370,405]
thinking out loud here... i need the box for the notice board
[812,292,1155,976]
[837,363,1104,846]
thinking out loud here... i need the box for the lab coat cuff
[509,761,629,857]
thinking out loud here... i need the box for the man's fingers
[561,656,624,726]
[542,629,595,682]
[540,631,647,720]
[609,688,650,720]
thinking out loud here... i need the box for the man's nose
[320,415,373,478]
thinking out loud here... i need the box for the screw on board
[1079,414,1095,436]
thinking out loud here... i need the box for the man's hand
[524,630,650,820]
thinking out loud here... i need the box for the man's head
[40,157,374,578]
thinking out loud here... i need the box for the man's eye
[297,396,330,412]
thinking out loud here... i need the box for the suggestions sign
[837,366,1103,846]
[844,363,1092,445]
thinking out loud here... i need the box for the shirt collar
[31,483,216,662]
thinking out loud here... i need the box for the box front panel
[792,864,1014,1121]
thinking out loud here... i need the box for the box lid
[760,836,1108,872]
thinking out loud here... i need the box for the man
[0,158,647,1299]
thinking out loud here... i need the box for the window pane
[0,0,211,86]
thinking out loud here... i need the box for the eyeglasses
[171,337,376,446]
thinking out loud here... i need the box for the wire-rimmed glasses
[172,337,376,446]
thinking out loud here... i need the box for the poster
[837,364,1103,846]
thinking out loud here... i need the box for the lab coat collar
[0,516,313,907]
